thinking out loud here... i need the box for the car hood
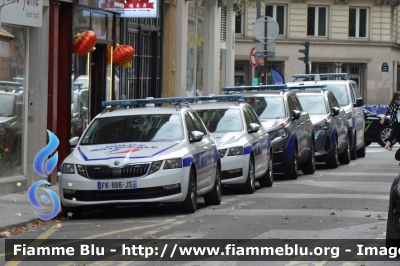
[70,141,186,163]
[210,132,244,149]
[259,119,284,130]
[309,114,327,125]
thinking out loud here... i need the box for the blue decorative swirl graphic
[28,180,61,220]
[33,130,59,177]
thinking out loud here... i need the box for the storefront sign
[382,62,389,72]
[1,0,43,27]
[99,0,159,18]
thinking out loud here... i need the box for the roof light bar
[101,95,245,107]
[287,84,327,89]
[222,84,287,92]
[292,73,348,81]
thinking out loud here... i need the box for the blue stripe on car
[183,157,193,167]
[329,127,337,151]
[285,133,296,159]
[244,145,252,155]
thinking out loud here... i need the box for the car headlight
[0,128,7,136]
[228,146,243,156]
[62,163,75,174]
[269,128,286,140]
[164,158,182,170]
[149,160,163,174]
[346,112,352,120]
[314,122,329,132]
[76,164,87,177]
[219,149,227,158]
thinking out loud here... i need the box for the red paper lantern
[113,44,135,67]
[74,30,97,56]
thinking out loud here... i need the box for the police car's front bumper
[270,134,293,173]
[220,154,249,185]
[59,167,190,207]
[314,129,335,162]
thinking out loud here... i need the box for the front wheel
[326,138,339,168]
[378,125,392,147]
[181,168,197,213]
[338,138,351,165]
[301,143,316,174]
[259,153,273,187]
[242,158,255,194]
[286,146,298,180]
[356,141,366,158]
[204,165,222,205]
[350,134,357,160]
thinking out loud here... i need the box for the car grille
[63,186,181,201]
[85,164,150,179]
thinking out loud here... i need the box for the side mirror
[353,98,363,107]
[190,131,204,143]
[248,123,260,133]
[396,148,400,161]
[69,136,79,147]
[292,110,301,120]
[332,107,340,116]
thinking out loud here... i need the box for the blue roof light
[292,73,348,81]
[101,95,245,107]
[222,84,287,92]
[287,84,327,89]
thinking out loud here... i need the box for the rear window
[80,114,184,144]
[245,96,286,119]
[297,95,327,115]
[196,108,244,133]
[325,84,350,106]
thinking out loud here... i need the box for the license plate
[97,180,137,190]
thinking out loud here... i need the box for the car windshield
[245,96,285,119]
[196,108,244,132]
[80,114,184,144]
[325,84,349,106]
[0,94,14,117]
[297,95,327,115]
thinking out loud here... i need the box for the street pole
[256,0,261,84]
[264,19,268,85]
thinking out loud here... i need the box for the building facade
[235,0,400,104]
[0,1,49,195]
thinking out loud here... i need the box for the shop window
[307,6,327,37]
[349,7,368,38]
[0,26,25,178]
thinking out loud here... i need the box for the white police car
[191,101,273,194]
[58,95,243,216]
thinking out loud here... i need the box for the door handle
[204,147,208,151]
[211,144,216,147]
[306,119,310,122]
[300,122,304,125]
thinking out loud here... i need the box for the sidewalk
[0,184,60,230]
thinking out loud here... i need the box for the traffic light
[298,42,309,64]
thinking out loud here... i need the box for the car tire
[301,143,316,174]
[350,134,357,160]
[242,157,255,194]
[259,153,273,187]
[61,203,83,219]
[378,125,392,147]
[338,139,351,165]
[181,168,197,213]
[204,165,222,205]
[326,138,339,169]
[386,197,400,248]
[286,146,298,180]
[356,141,366,158]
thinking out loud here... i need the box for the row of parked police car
[58,73,368,217]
